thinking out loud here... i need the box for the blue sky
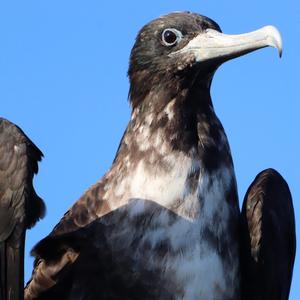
[0,0,299,298]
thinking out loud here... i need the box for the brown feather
[0,118,44,300]
[241,168,296,300]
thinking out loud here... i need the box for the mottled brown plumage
[0,118,45,300]
[24,11,295,300]
[25,13,240,300]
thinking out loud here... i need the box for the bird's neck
[116,79,232,170]
[101,82,235,217]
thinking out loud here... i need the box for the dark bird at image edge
[0,118,45,300]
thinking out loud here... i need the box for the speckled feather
[23,11,295,300]
[25,12,240,300]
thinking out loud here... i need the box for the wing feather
[0,118,45,300]
[240,168,296,300]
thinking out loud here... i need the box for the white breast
[123,153,239,299]
[129,153,194,210]
[102,145,239,299]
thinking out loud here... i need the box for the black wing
[25,200,186,300]
[240,168,296,300]
[0,118,45,300]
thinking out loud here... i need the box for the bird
[24,12,295,300]
[0,118,45,300]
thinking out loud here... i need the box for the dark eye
[161,28,182,46]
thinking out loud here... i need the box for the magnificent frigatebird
[0,118,45,300]
[24,12,295,300]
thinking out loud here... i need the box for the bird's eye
[161,28,182,46]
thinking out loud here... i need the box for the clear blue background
[0,0,299,298]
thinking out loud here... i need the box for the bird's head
[128,12,282,108]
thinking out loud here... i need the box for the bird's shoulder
[25,177,114,299]
[0,118,44,241]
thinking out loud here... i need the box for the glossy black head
[128,13,222,107]
[128,12,282,107]
[128,12,221,76]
